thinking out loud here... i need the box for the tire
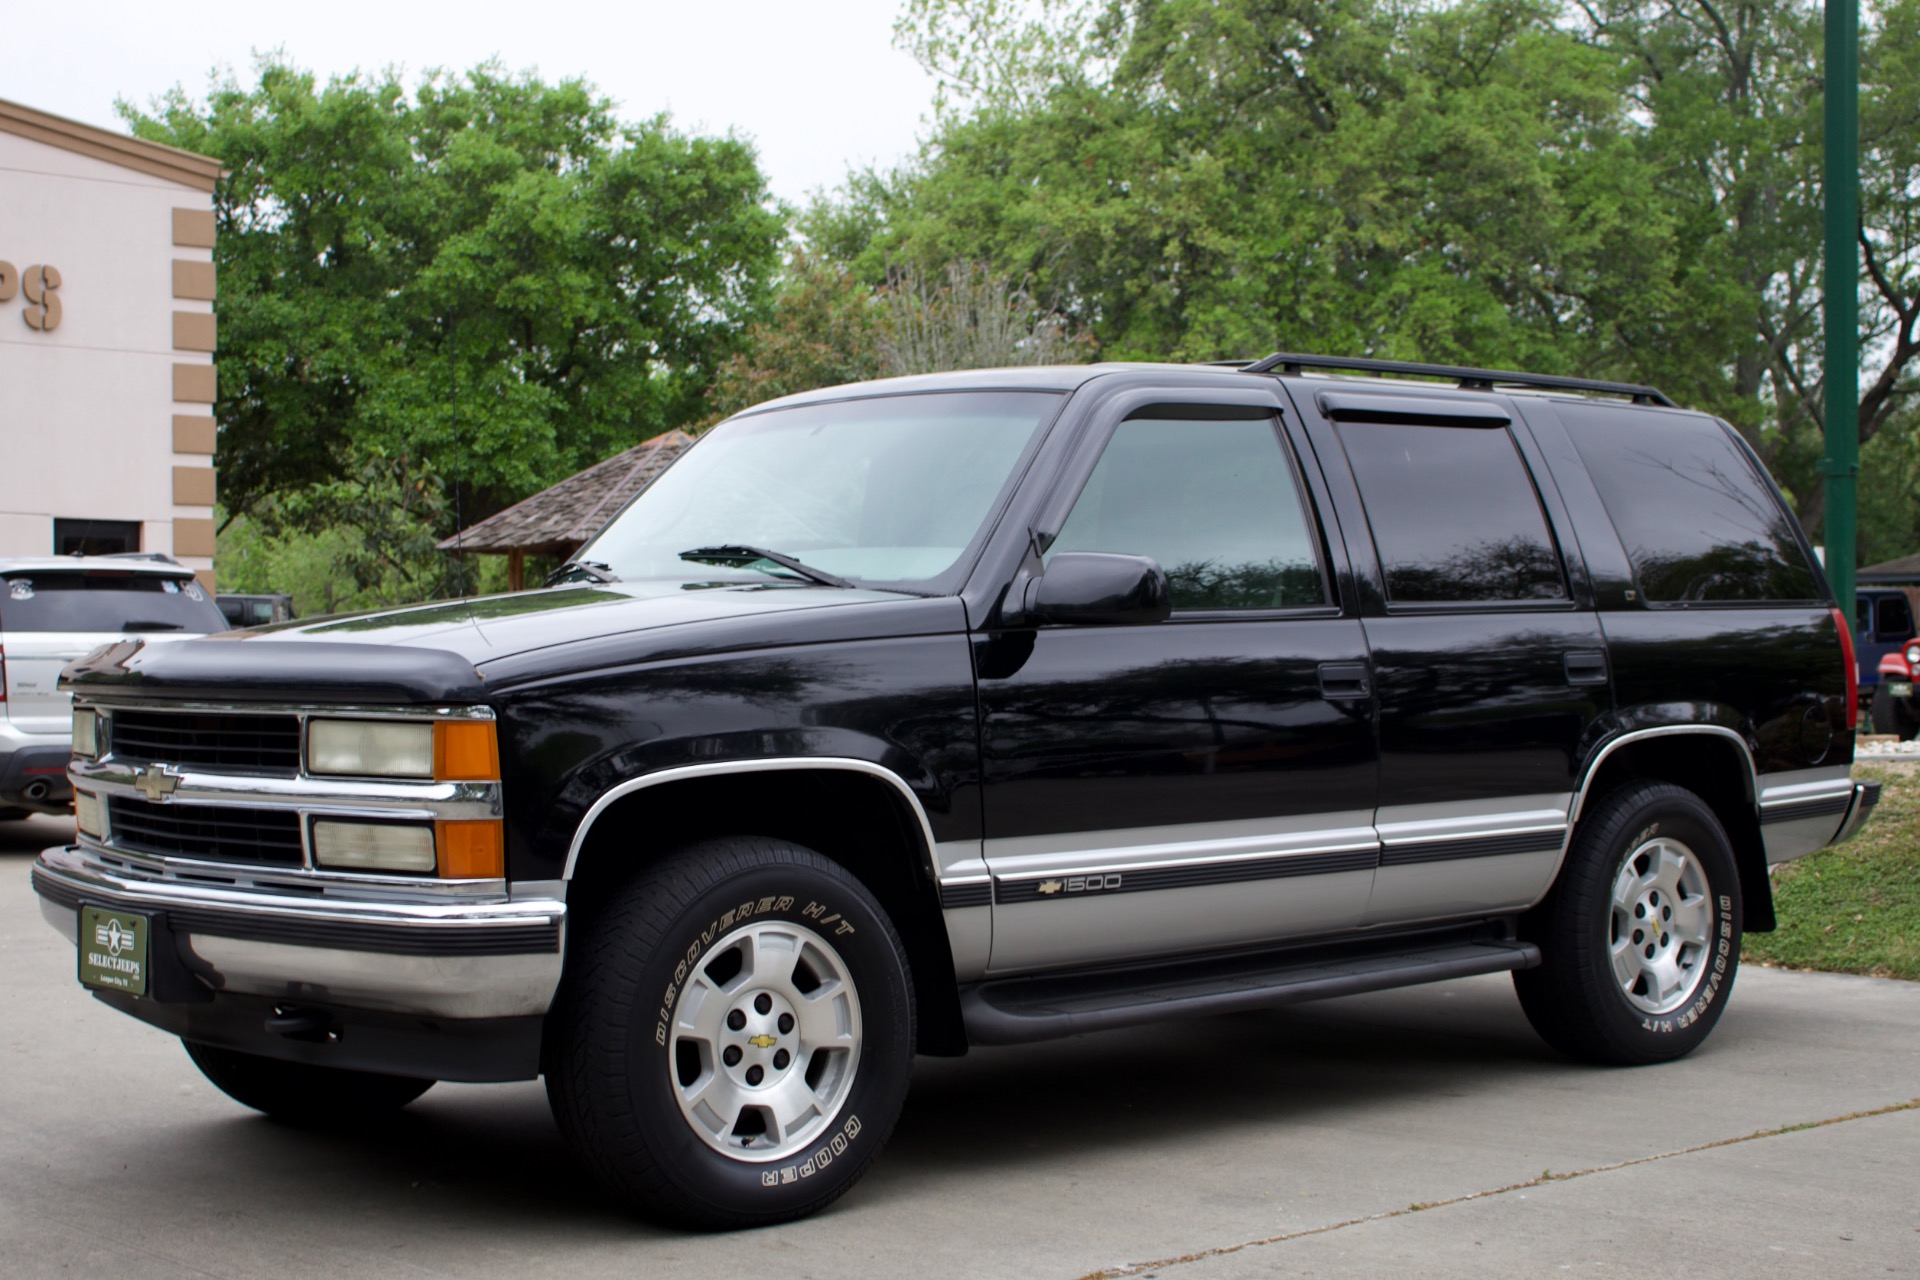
[544,837,914,1230]
[1514,781,1742,1065]
[1869,682,1919,739]
[183,1041,434,1122]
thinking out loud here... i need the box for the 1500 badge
[1036,874,1122,895]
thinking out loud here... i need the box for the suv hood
[63,581,967,704]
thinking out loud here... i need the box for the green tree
[124,58,786,598]
[704,254,1088,418]
[840,0,1920,547]
[1571,0,1920,533]
[863,0,1671,370]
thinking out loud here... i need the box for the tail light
[0,646,7,703]
[1832,606,1858,730]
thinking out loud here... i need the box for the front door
[977,400,1378,973]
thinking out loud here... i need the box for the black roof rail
[1240,351,1676,408]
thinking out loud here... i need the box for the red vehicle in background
[1873,640,1920,738]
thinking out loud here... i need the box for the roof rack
[1239,352,1676,407]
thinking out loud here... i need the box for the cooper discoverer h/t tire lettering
[1515,781,1742,1065]
[543,836,914,1229]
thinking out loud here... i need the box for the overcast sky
[11,0,940,207]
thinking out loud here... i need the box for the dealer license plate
[1890,681,1914,699]
[78,906,150,997]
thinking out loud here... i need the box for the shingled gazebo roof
[437,430,698,589]
[1861,553,1920,583]
[439,430,698,559]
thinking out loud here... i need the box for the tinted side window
[1878,594,1914,639]
[1048,414,1327,610]
[1337,421,1566,604]
[1561,407,1819,603]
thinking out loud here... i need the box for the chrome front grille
[107,796,304,867]
[108,709,301,775]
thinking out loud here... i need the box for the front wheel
[183,1041,434,1122]
[544,837,914,1229]
[1515,781,1741,1065]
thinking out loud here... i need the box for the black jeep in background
[33,353,1876,1228]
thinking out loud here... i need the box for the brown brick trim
[172,208,216,248]
[174,518,216,558]
[172,260,216,300]
[173,466,217,506]
[172,415,216,455]
[172,362,216,403]
[0,99,222,191]
[173,311,216,352]
[193,568,217,594]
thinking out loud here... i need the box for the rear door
[976,388,1379,973]
[1287,389,1612,926]
[1,570,223,733]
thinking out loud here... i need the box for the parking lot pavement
[5,813,1917,1280]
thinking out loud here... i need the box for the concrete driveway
[4,813,1915,1278]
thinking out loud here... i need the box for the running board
[960,929,1541,1046]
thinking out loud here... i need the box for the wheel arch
[1568,726,1773,932]
[560,759,968,1055]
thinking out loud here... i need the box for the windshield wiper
[122,620,186,632]
[678,545,855,590]
[545,560,620,586]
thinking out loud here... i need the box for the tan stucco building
[0,98,222,591]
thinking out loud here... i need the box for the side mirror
[1030,553,1171,626]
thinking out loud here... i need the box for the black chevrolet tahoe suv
[32,353,1878,1228]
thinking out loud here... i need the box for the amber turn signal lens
[434,720,500,781]
[435,820,505,878]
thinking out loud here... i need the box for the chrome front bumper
[32,844,566,1020]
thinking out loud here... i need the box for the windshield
[578,391,1063,591]
[0,572,228,633]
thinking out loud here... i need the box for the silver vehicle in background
[0,557,226,819]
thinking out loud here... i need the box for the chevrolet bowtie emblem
[134,764,181,802]
[1037,879,1064,895]
[747,1034,778,1049]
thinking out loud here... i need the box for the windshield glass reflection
[579,391,1061,592]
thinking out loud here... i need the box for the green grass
[1746,762,1920,980]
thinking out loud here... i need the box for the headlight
[312,820,437,873]
[73,709,99,759]
[307,720,433,778]
[1906,643,1920,667]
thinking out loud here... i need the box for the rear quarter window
[0,573,228,634]
[1336,419,1566,605]
[1558,406,1819,604]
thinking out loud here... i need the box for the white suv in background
[0,557,226,820]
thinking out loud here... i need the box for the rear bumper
[1831,780,1883,846]
[0,725,73,812]
[31,844,565,1024]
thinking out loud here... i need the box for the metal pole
[1822,0,1860,610]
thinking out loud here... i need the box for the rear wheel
[1869,683,1919,739]
[183,1041,434,1122]
[545,837,914,1229]
[1515,781,1741,1064]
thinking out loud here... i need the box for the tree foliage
[122,58,785,597]
[821,0,1920,544]
[704,255,1088,418]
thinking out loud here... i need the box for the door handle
[1318,662,1371,700]
[1564,651,1609,686]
